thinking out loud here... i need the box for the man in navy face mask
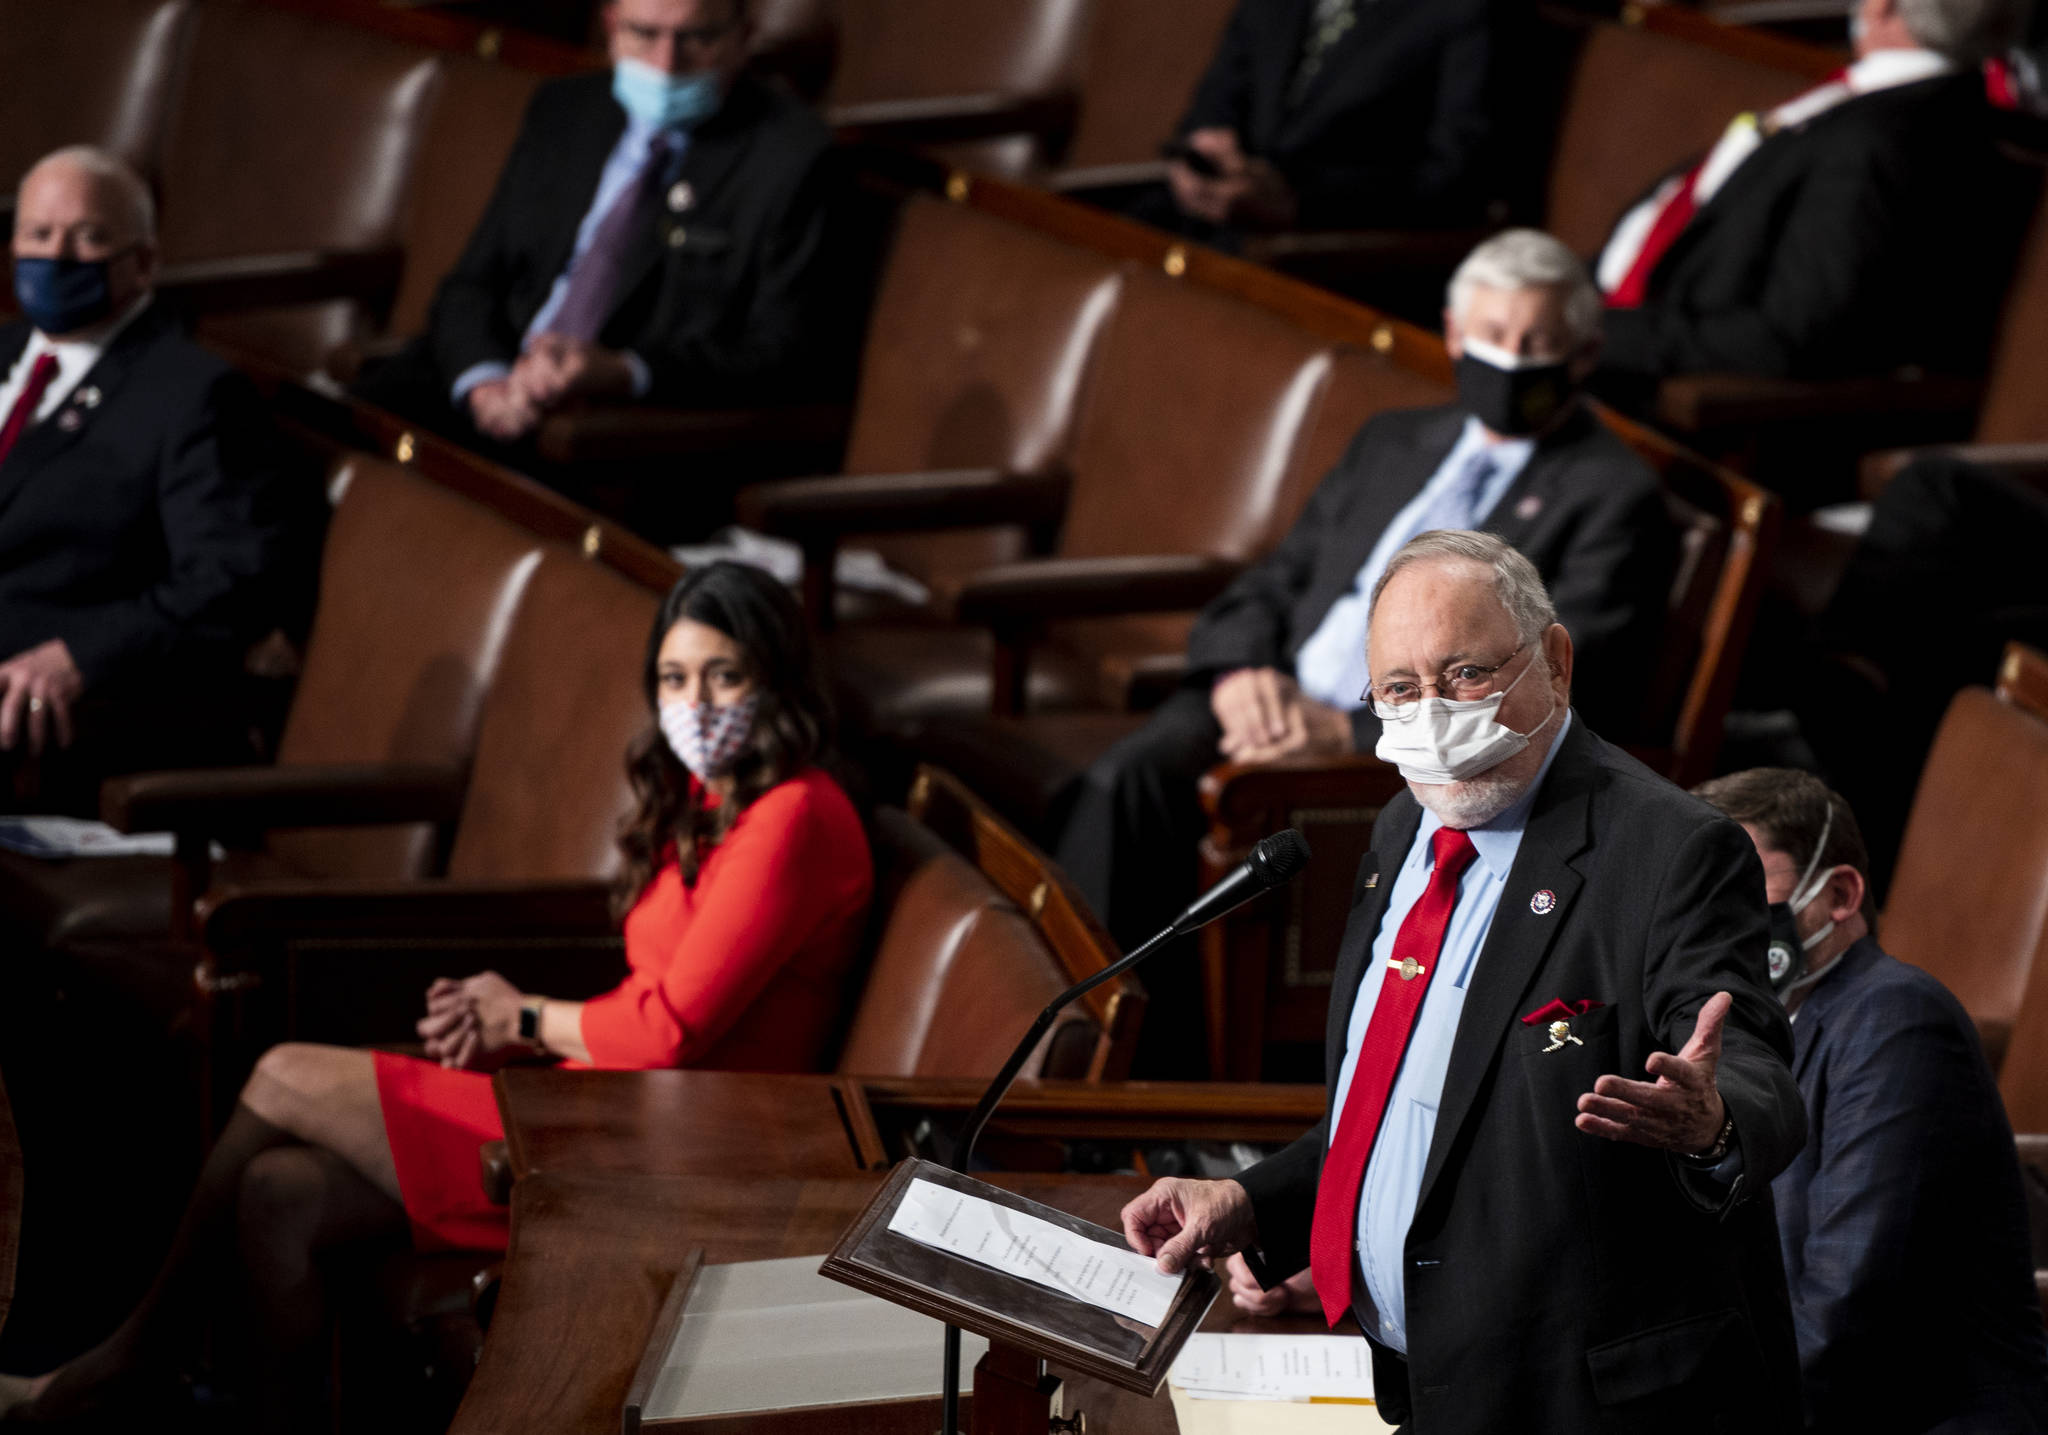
[0,147,300,802]
[354,0,841,458]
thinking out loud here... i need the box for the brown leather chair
[190,545,667,1102]
[1883,655,2048,1076]
[751,262,1341,732]
[0,0,192,209]
[0,453,552,969]
[1043,0,1241,190]
[840,765,1141,1083]
[155,5,444,373]
[823,0,1090,178]
[826,192,1128,609]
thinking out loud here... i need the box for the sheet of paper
[887,1177,1179,1327]
[1169,1381,1396,1435]
[0,817,177,859]
[1170,1333,1375,1401]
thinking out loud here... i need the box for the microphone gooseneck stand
[930,829,1311,1435]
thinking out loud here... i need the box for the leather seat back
[1886,685,2048,1073]
[385,53,543,340]
[1058,268,1334,563]
[270,456,545,880]
[835,808,1099,1079]
[1060,0,1238,171]
[828,0,1087,112]
[162,4,442,364]
[1263,341,1457,549]
[1543,21,1811,255]
[1974,200,2048,443]
[850,195,1124,585]
[0,0,192,194]
[444,550,658,883]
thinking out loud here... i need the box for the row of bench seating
[23,0,2039,510]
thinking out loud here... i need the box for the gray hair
[1897,0,2028,60]
[1445,228,1602,352]
[1367,530,1559,654]
[16,146,157,244]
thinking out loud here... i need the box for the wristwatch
[518,996,547,1049]
[1680,1110,1736,1165]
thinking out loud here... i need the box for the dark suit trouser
[1054,686,1224,1077]
[1799,456,2048,891]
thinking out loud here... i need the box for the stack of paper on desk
[1168,1334,1395,1434]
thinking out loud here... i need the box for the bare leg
[8,1044,402,1418]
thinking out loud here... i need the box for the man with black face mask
[0,146,301,809]
[1054,229,1676,1073]
[1694,768,2048,1434]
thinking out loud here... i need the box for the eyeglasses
[1362,642,1530,722]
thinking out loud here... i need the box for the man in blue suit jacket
[1696,767,2048,1433]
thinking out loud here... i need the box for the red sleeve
[578,775,867,1068]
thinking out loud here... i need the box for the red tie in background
[1309,825,1478,1328]
[0,353,59,469]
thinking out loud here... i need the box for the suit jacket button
[666,226,688,249]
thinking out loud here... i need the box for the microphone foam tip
[1251,828,1311,885]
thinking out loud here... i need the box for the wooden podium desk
[493,1069,1328,1183]
[449,1168,1191,1435]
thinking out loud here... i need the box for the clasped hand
[468,335,637,442]
[1211,666,1352,764]
[416,971,525,1071]
[1167,128,1299,230]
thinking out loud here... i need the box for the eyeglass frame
[1362,639,1536,722]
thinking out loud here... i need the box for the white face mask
[1373,648,1556,785]
[659,693,759,783]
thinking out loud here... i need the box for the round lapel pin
[56,410,82,432]
[667,180,695,213]
[1529,889,1557,915]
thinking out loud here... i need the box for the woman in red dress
[3,562,871,1424]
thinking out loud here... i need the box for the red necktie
[0,353,60,469]
[1309,825,1478,1328]
[1606,68,1849,310]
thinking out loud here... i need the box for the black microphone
[932,827,1311,1435]
[1168,827,1314,934]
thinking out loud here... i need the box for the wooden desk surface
[494,1069,883,1181]
[451,1168,1177,1435]
[0,1067,17,1341]
[494,1069,1327,1183]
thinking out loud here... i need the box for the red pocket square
[1520,998,1605,1026]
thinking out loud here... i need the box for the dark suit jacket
[1183,403,1675,742]
[424,70,837,406]
[1236,721,1806,1431]
[1178,0,1505,227]
[1600,73,2037,382]
[0,306,296,690]
[1776,938,2048,1434]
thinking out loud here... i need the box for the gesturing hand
[1575,990,1731,1154]
[1120,1177,1257,1275]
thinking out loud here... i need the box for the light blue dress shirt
[450,116,685,405]
[1293,415,1536,709]
[1327,709,1572,1354]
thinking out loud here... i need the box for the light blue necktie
[1409,449,1499,539]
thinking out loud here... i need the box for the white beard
[1410,768,1531,830]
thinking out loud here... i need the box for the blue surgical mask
[612,58,724,131]
[13,253,122,336]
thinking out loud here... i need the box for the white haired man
[1054,230,1676,1074]
[1121,532,1808,1430]
[0,146,301,808]
[1595,0,2035,396]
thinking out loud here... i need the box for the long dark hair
[615,562,833,912]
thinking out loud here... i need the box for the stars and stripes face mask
[658,693,760,782]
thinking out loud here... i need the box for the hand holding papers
[888,1178,1180,1327]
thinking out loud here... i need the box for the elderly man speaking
[1121,531,1805,1431]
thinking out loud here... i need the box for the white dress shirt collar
[4,294,153,428]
